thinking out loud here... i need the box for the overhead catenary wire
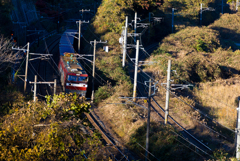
[160,84,236,134]
[91,108,159,160]
[64,29,108,86]
[150,101,212,158]
[139,66,237,134]
[138,63,235,142]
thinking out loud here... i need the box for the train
[58,29,88,96]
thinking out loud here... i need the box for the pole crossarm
[79,9,90,12]
[128,33,142,37]
[127,44,143,47]
[90,39,107,103]
[30,75,57,102]
[153,17,163,20]
[144,81,158,96]
[90,40,107,45]
[29,53,53,61]
[136,23,150,28]
[138,61,157,66]
[74,54,93,63]
[202,7,215,11]
[118,97,148,109]
[29,81,55,84]
[12,47,28,52]
[76,20,89,24]
[29,53,53,56]
[12,42,30,92]
[161,83,193,90]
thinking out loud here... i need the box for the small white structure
[103,46,109,52]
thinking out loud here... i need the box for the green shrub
[95,84,113,103]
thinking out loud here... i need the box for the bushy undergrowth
[209,12,240,42]
[128,123,198,161]
[0,93,107,160]
[146,12,240,133]
[157,26,220,55]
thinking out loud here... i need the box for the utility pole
[92,40,96,103]
[172,8,174,33]
[199,3,215,26]
[90,39,107,103]
[29,75,57,102]
[200,3,203,26]
[133,40,139,102]
[54,79,57,95]
[236,98,240,159]
[237,0,239,11]
[76,20,89,54]
[165,60,171,124]
[134,12,137,43]
[145,78,152,161]
[24,42,30,92]
[12,43,54,93]
[78,20,81,54]
[33,75,37,102]
[122,16,128,68]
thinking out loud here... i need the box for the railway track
[134,40,237,159]
[34,32,132,160]
[85,109,133,161]
[138,70,213,157]
[129,41,216,159]
[32,35,60,98]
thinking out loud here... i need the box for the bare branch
[0,35,22,72]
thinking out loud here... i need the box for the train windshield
[68,75,88,82]
[78,76,88,82]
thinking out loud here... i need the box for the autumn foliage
[0,93,105,160]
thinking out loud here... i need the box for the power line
[161,84,236,134]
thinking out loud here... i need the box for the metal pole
[122,16,128,68]
[165,60,171,125]
[54,79,56,95]
[78,20,81,54]
[134,12,137,43]
[24,42,30,92]
[237,0,239,11]
[145,78,151,161]
[237,99,240,159]
[34,75,37,102]
[91,40,96,103]
[200,3,202,26]
[172,8,174,33]
[133,40,139,102]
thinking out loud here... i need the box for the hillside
[1,0,240,160]
[145,12,240,132]
[80,0,239,160]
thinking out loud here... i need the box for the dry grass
[157,26,220,55]
[209,12,240,42]
[145,18,240,131]
[193,78,240,128]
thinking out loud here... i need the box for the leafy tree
[0,93,107,160]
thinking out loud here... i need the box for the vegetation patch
[209,12,240,42]
[156,26,220,55]
[128,123,199,161]
[0,93,108,160]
